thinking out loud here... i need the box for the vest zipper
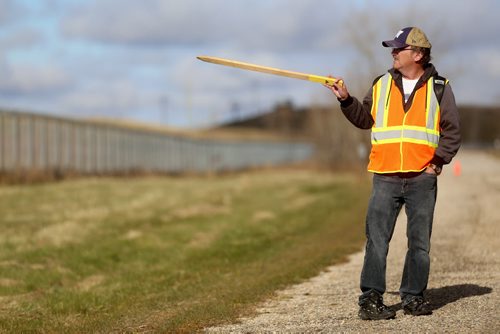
[400,112,408,170]
[385,82,392,109]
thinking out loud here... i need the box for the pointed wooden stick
[197,56,343,86]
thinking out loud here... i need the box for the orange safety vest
[368,73,441,173]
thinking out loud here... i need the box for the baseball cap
[382,27,432,49]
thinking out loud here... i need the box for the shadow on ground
[426,284,493,310]
[388,284,492,311]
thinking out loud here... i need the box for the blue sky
[0,0,499,128]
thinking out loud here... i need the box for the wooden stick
[197,56,343,86]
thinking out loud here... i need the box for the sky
[0,0,499,128]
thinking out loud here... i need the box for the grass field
[0,170,370,333]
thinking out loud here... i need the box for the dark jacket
[339,64,461,167]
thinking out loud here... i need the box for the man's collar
[389,63,437,82]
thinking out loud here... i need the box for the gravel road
[206,149,500,333]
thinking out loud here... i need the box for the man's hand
[425,163,442,175]
[324,77,350,101]
[424,166,437,175]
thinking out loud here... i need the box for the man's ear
[413,51,424,62]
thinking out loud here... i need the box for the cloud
[60,0,343,52]
[0,62,71,96]
[0,0,18,25]
[2,0,500,129]
[57,80,143,117]
[430,0,500,48]
[0,27,43,50]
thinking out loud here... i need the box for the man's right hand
[324,77,350,101]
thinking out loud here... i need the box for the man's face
[391,47,420,71]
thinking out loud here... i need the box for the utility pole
[159,95,169,125]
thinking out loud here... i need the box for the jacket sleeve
[339,87,375,130]
[430,84,461,166]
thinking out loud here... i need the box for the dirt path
[206,149,500,333]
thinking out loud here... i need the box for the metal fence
[0,111,313,174]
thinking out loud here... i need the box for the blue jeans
[359,172,437,302]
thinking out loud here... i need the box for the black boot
[402,296,433,316]
[358,290,396,320]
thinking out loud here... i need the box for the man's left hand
[424,167,437,174]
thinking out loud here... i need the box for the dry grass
[0,170,370,332]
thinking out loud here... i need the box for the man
[325,27,461,320]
